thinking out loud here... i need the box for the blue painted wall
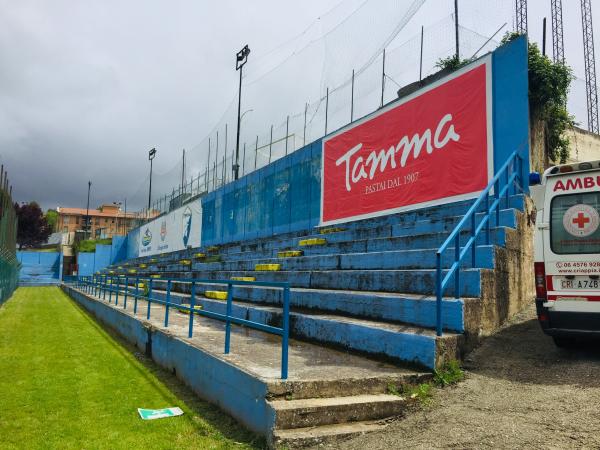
[17,251,61,283]
[492,35,530,189]
[78,236,131,276]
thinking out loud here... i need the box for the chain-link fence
[0,167,19,303]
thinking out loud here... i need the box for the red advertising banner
[320,57,493,225]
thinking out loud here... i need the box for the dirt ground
[337,304,600,449]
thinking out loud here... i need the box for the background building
[56,204,136,238]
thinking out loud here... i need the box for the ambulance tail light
[535,262,547,300]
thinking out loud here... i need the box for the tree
[15,202,52,249]
[45,209,58,232]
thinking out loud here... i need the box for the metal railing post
[164,279,172,327]
[147,279,153,319]
[124,276,128,309]
[454,235,460,299]
[224,282,233,354]
[188,282,196,338]
[436,253,443,336]
[485,194,490,245]
[134,277,139,315]
[494,179,500,226]
[109,276,113,303]
[115,276,119,305]
[281,286,290,380]
[470,214,476,267]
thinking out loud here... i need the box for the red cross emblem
[572,212,591,229]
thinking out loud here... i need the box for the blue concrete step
[139,268,482,297]
[131,286,460,369]
[142,280,467,332]
[178,246,495,273]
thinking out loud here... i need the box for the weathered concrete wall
[566,126,600,163]
[463,196,535,344]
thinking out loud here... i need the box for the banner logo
[320,58,492,226]
[160,221,167,242]
[563,204,600,237]
[182,207,192,247]
[142,228,152,247]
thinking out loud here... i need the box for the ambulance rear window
[551,192,600,254]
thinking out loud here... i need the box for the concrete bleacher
[17,251,61,286]
[99,194,532,371]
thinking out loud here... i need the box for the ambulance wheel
[552,336,575,348]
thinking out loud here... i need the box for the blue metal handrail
[435,151,522,336]
[74,274,291,379]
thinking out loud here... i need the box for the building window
[76,216,80,225]
[64,216,70,225]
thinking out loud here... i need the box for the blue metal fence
[435,150,523,336]
[74,274,291,379]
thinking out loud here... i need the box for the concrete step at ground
[182,246,495,273]
[269,394,408,430]
[146,281,467,331]
[141,288,461,367]
[272,420,389,448]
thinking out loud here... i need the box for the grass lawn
[0,287,263,449]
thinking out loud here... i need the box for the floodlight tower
[551,0,565,64]
[515,0,528,34]
[581,0,599,134]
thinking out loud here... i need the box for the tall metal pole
[181,149,186,194]
[551,0,565,63]
[124,198,127,235]
[285,115,290,156]
[419,25,424,84]
[242,142,246,176]
[380,49,386,107]
[303,103,308,146]
[234,45,250,180]
[269,124,273,164]
[325,88,329,135]
[542,17,547,56]
[454,0,459,59]
[254,135,258,170]
[224,123,228,183]
[516,0,528,34]
[581,0,599,133]
[148,148,156,214]
[86,181,91,239]
[350,69,355,122]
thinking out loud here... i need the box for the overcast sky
[2,0,597,211]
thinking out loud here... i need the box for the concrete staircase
[18,259,60,286]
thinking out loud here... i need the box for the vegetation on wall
[73,238,112,253]
[436,34,575,164]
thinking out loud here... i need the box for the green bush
[74,238,112,253]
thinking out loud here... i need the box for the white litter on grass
[138,407,184,420]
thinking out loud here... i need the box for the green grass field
[0,287,262,449]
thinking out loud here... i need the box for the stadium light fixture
[148,148,156,213]
[234,45,250,181]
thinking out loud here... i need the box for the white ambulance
[530,160,600,347]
